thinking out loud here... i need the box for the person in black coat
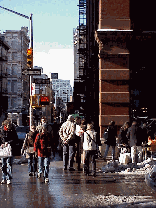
[0,119,18,184]
[118,121,130,146]
[103,121,117,161]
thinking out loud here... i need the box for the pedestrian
[103,120,117,162]
[126,121,142,165]
[0,119,18,184]
[118,121,130,151]
[21,125,38,176]
[83,123,97,177]
[74,116,83,171]
[59,115,75,171]
[34,124,54,183]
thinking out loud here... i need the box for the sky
[0,0,79,87]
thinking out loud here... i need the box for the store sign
[40,96,50,105]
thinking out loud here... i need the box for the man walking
[34,124,54,183]
[59,115,75,171]
[127,121,141,165]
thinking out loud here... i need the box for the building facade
[0,35,10,124]
[95,0,156,140]
[4,27,29,118]
[52,78,72,103]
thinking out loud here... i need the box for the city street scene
[1,0,156,207]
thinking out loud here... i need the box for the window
[8,53,11,61]
[12,52,17,60]
[7,64,12,75]
[12,65,18,75]
[11,97,17,108]
[8,81,11,93]
[11,80,17,93]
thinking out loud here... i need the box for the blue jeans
[1,157,13,180]
[63,145,74,169]
[104,145,115,160]
[28,153,37,173]
[38,157,50,178]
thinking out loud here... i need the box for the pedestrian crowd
[0,115,100,185]
[0,115,151,185]
[103,119,149,166]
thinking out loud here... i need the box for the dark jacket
[118,127,129,145]
[0,124,18,156]
[103,125,117,146]
[127,123,141,147]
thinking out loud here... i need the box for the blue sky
[0,0,79,86]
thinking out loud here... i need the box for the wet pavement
[0,154,156,208]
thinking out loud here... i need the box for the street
[0,154,156,208]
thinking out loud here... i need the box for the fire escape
[78,0,86,81]
[74,0,87,116]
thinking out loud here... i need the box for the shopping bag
[0,143,12,158]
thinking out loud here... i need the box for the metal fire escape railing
[78,0,86,81]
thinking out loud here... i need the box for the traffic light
[27,48,33,69]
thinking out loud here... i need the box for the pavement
[0,154,156,207]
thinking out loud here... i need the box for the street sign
[22,69,41,75]
[33,78,50,84]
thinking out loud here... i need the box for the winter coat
[103,126,117,146]
[22,130,38,154]
[59,120,75,146]
[126,124,141,147]
[34,132,53,157]
[118,127,129,145]
[0,124,18,156]
[83,130,97,151]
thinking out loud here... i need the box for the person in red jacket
[34,124,54,183]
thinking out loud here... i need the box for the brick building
[95,0,156,140]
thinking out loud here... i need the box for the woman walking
[21,125,38,176]
[83,123,97,177]
[0,119,18,185]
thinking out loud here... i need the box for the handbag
[26,147,34,154]
[103,129,109,144]
[0,143,12,158]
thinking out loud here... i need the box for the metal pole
[29,13,33,128]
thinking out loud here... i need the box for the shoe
[29,172,33,176]
[69,167,75,171]
[45,178,49,183]
[37,173,41,178]
[1,180,6,184]
[33,172,36,177]
[78,168,83,171]
[7,180,11,185]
